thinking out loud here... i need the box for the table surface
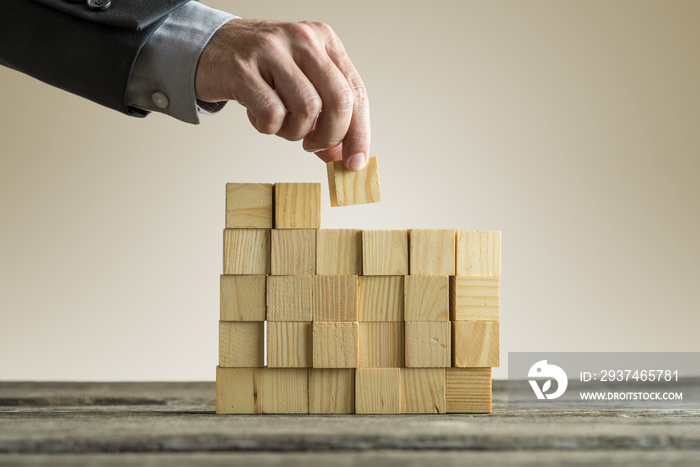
[1,380,699,466]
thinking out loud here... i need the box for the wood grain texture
[216,367,262,414]
[404,322,451,368]
[271,229,316,275]
[409,229,456,276]
[359,322,405,368]
[359,276,404,322]
[312,322,359,369]
[362,230,409,276]
[220,275,266,321]
[445,367,492,413]
[308,368,355,414]
[274,183,321,229]
[316,229,362,275]
[400,368,445,414]
[456,230,501,276]
[450,276,500,321]
[223,229,271,275]
[404,275,449,321]
[452,321,500,367]
[261,368,309,414]
[225,183,273,229]
[355,368,401,414]
[313,275,359,322]
[267,322,312,368]
[326,157,381,207]
[266,275,313,321]
[218,321,265,367]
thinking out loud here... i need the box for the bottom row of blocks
[216,366,491,414]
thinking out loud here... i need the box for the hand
[195,19,370,171]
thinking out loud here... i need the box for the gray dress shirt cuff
[125,2,235,124]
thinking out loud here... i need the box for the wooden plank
[409,229,455,275]
[223,229,271,275]
[308,369,355,414]
[261,368,309,414]
[404,275,449,321]
[400,368,445,414]
[456,230,501,276]
[355,368,401,414]
[326,157,381,207]
[358,322,404,368]
[316,229,362,275]
[215,367,262,414]
[312,322,359,369]
[218,321,265,367]
[220,275,266,321]
[312,275,359,322]
[271,229,316,275]
[358,276,404,322]
[225,183,273,229]
[274,183,321,229]
[445,367,492,413]
[450,276,500,321]
[362,230,408,275]
[266,275,313,322]
[404,322,451,368]
[452,321,500,367]
[267,322,312,368]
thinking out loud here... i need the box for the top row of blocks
[226,183,320,230]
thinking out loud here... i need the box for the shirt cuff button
[152,92,170,109]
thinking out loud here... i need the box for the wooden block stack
[217,182,500,415]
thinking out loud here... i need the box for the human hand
[195,19,370,171]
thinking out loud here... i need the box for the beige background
[1,1,698,381]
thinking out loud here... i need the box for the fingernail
[346,153,367,171]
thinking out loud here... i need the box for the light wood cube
[220,275,266,321]
[262,368,309,414]
[312,322,359,368]
[359,322,404,368]
[446,367,492,413]
[355,368,401,414]
[401,368,445,414]
[316,229,362,275]
[404,275,449,321]
[450,276,500,321]
[267,321,312,368]
[266,275,313,321]
[225,183,273,229]
[404,322,451,367]
[456,230,501,276]
[223,229,271,275]
[271,229,316,275]
[326,157,381,207]
[274,183,321,229]
[219,321,264,367]
[216,366,262,414]
[362,230,408,275]
[452,321,500,367]
[309,369,355,414]
[313,275,358,322]
[359,276,404,322]
[409,229,455,275]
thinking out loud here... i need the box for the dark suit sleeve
[0,0,191,117]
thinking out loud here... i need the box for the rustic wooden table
[1,380,699,466]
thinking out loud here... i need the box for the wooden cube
[275,183,321,229]
[313,275,358,322]
[316,229,362,275]
[313,322,359,368]
[452,321,500,367]
[223,229,271,275]
[355,368,401,414]
[446,368,492,413]
[409,229,455,275]
[309,369,355,414]
[326,157,381,207]
[450,276,500,321]
[456,230,501,276]
[266,275,313,321]
[216,366,262,414]
[400,368,445,414]
[225,183,273,229]
[262,368,309,414]
[359,276,403,322]
[359,322,404,368]
[220,275,266,321]
[271,229,316,275]
[404,275,449,321]
[219,321,264,367]
[267,321,312,368]
[362,230,408,275]
[404,322,451,368]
